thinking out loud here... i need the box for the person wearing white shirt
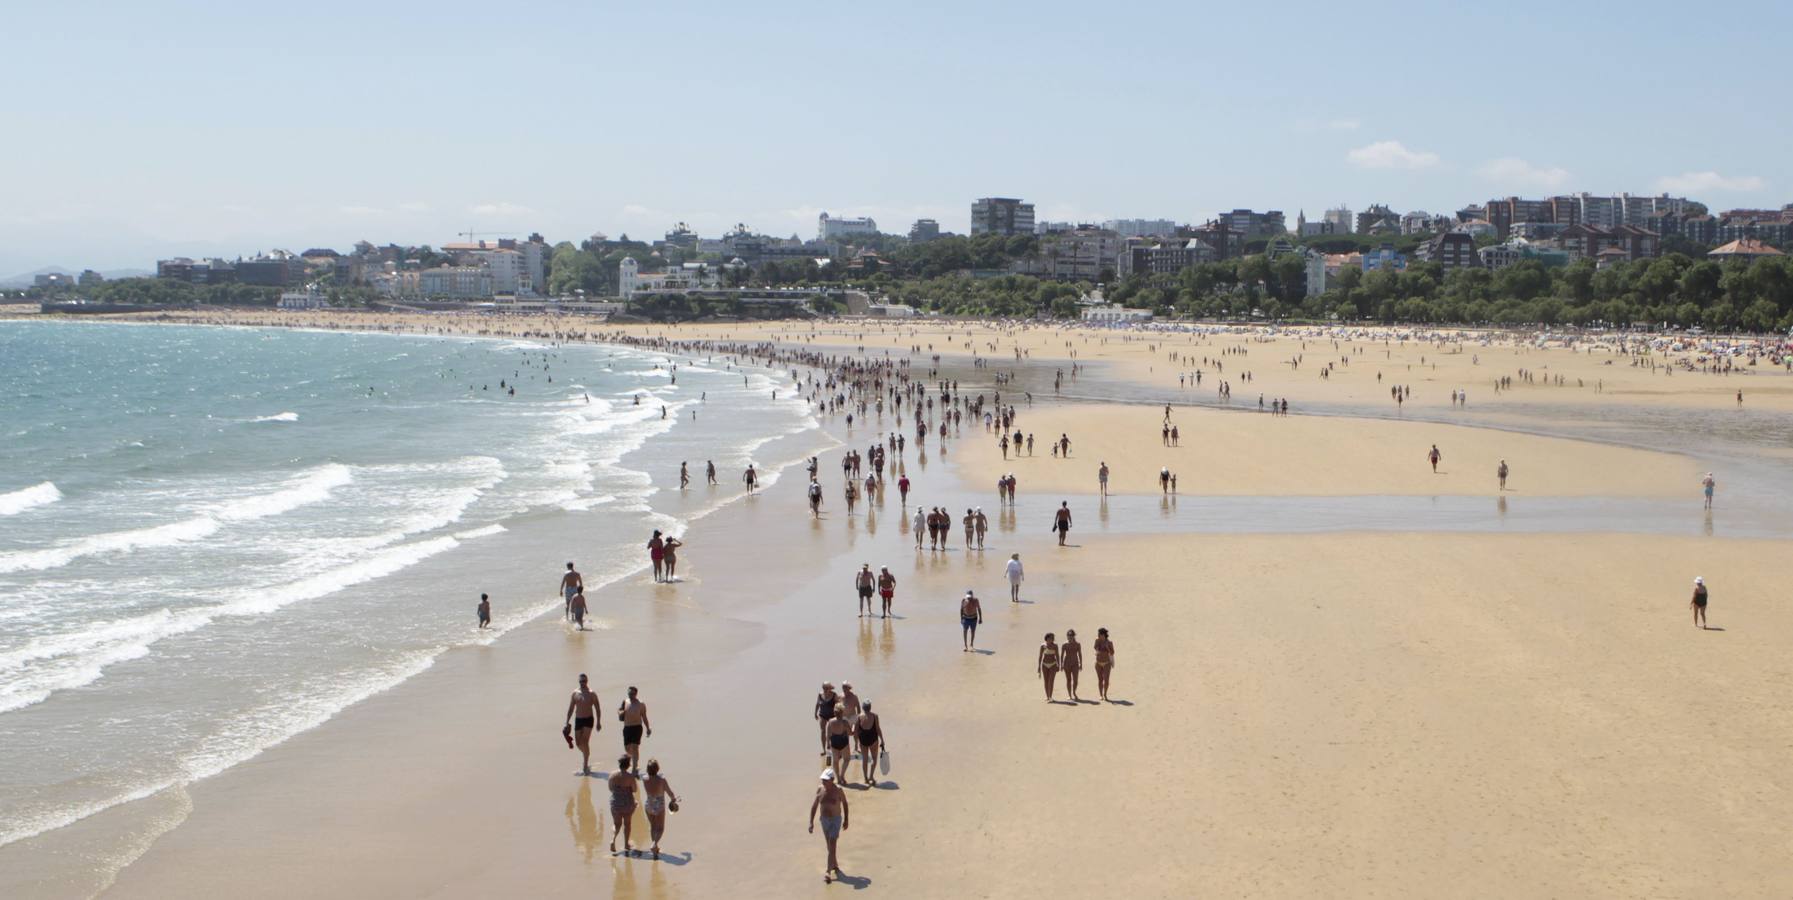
[1005,553,1024,603]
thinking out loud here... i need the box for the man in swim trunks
[962,508,975,548]
[877,566,896,618]
[1053,501,1072,546]
[973,507,988,549]
[570,588,588,631]
[565,673,601,775]
[960,590,983,651]
[560,562,583,621]
[706,460,717,485]
[1498,459,1509,491]
[855,564,875,617]
[1098,461,1109,497]
[477,593,490,629]
[620,685,651,769]
[809,769,849,882]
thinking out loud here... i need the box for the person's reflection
[1497,495,1508,518]
[857,617,874,663]
[879,617,895,659]
[566,777,602,863]
[1703,509,1714,537]
[1100,496,1111,525]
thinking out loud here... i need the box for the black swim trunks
[623,724,644,746]
[574,716,594,731]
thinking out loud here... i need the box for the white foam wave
[0,481,61,516]
[224,535,462,617]
[249,411,299,423]
[453,524,506,540]
[0,465,353,574]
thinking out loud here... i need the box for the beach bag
[879,749,891,776]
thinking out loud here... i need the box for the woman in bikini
[1093,627,1116,701]
[1037,633,1061,701]
[641,758,680,860]
[1060,629,1083,702]
[825,705,854,782]
[647,531,665,582]
[607,756,638,855]
[661,536,683,581]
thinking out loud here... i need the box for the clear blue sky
[3,0,1787,274]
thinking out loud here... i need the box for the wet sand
[9,310,1792,898]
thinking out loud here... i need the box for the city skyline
[3,0,1789,274]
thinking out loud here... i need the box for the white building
[867,303,917,318]
[1323,206,1354,234]
[472,248,529,294]
[278,287,328,309]
[419,266,495,299]
[1081,304,1153,324]
[1102,218,1178,237]
[817,212,878,242]
[1303,249,1327,297]
[618,257,723,299]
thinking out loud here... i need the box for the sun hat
[1695,576,1704,585]
[820,769,835,781]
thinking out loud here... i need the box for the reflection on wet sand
[567,779,602,864]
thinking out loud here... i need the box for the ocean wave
[0,609,208,714]
[249,412,299,423]
[222,534,462,617]
[0,481,61,516]
[0,465,354,575]
[452,524,506,540]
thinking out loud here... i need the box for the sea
[0,319,826,856]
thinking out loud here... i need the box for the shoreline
[5,311,1793,897]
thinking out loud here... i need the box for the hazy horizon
[4,0,1788,274]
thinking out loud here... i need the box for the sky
[2,0,1789,275]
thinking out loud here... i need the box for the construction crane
[456,230,519,243]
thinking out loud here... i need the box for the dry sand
[957,403,1703,498]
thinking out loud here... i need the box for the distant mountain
[0,266,153,287]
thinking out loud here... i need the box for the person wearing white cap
[912,505,926,550]
[809,768,849,882]
[973,506,988,549]
[1691,577,1709,629]
[1005,553,1025,603]
[960,589,984,651]
[1702,472,1716,509]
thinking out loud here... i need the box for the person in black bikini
[854,701,885,785]
[825,705,853,782]
[814,682,839,751]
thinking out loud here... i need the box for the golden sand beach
[8,308,1791,899]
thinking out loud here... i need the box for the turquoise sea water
[0,320,823,849]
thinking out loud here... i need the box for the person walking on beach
[706,460,717,485]
[809,769,849,883]
[974,507,988,549]
[1093,627,1116,701]
[960,590,984,651]
[808,479,824,517]
[1053,501,1073,546]
[620,686,651,770]
[912,505,926,550]
[962,507,975,549]
[1098,461,1109,497]
[662,535,683,580]
[1061,629,1084,701]
[897,474,910,505]
[877,566,896,617]
[607,756,638,855]
[824,705,853,782]
[1037,633,1061,701]
[815,682,840,751]
[561,562,583,621]
[648,530,666,582]
[1702,472,1716,509]
[744,464,758,494]
[855,564,876,617]
[641,759,679,860]
[1005,553,1024,602]
[570,588,588,631]
[1429,444,1442,473]
[1691,576,1709,629]
[1497,459,1509,492]
[477,593,491,629]
[854,701,885,785]
[679,462,689,490]
[566,674,601,776]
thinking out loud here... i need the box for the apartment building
[970,197,1035,236]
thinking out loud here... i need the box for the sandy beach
[6,308,1792,899]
